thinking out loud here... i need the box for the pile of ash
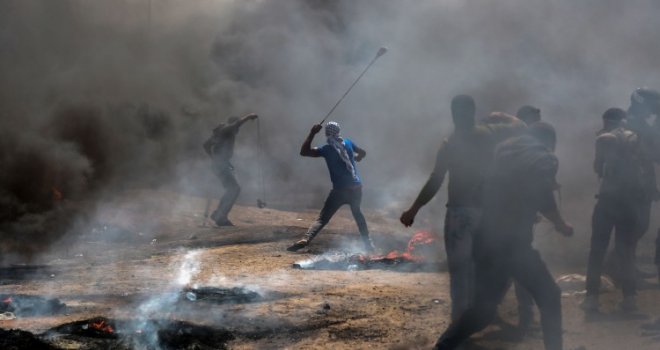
[180,286,261,304]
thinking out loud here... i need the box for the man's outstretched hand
[311,124,323,135]
[400,208,418,227]
[245,113,259,120]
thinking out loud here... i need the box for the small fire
[90,319,114,334]
[358,230,437,264]
[52,187,63,202]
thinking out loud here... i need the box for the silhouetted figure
[400,96,525,322]
[203,113,258,226]
[287,121,373,252]
[627,88,660,283]
[511,104,545,331]
[434,122,573,350]
[582,108,652,313]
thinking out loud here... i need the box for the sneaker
[287,239,309,252]
[619,295,638,313]
[580,295,599,313]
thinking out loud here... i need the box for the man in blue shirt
[287,121,375,252]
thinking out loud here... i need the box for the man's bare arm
[300,124,323,157]
[400,143,449,227]
[234,113,259,128]
[538,186,573,237]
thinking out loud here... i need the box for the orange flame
[52,187,63,202]
[90,319,114,333]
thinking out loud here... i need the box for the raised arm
[232,113,259,130]
[400,141,450,227]
[300,124,323,157]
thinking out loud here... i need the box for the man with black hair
[401,95,486,322]
[582,108,652,313]
[511,104,545,331]
[433,122,573,350]
[203,113,258,226]
[400,96,525,322]
[516,105,541,126]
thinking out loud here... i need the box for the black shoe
[214,218,234,227]
[517,308,533,335]
[287,239,309,252]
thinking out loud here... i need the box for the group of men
[203,88,660,350]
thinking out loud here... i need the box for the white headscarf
[325,121,358,180]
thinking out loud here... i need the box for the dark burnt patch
[180,286,261,304]
[45,317,234,350]
[0,329,58,350]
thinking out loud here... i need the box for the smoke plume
[1,0,660,263]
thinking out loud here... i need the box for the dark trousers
[435,247,563,350]
[656,229,660,268]
[586,197,638,297]
[304,186,369,243]
[211,163,241,221]
[514,281,535,327]
[443,207,480,321]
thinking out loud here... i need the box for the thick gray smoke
[1,0,660,262]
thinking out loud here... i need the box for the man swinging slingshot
[203,113,258,227]
[287,121,375,252]
[287,47,387,252]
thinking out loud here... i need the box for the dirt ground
[1,190,659,350]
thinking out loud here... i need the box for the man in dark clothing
[287,121,374,252]
[433,122,574,350]
[400,96,525,322]
[203,113,258,226]
[627,88,660,283]
[511,104,545,330]
[582,108,652,313]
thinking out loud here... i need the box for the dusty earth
[1,190,659,349]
